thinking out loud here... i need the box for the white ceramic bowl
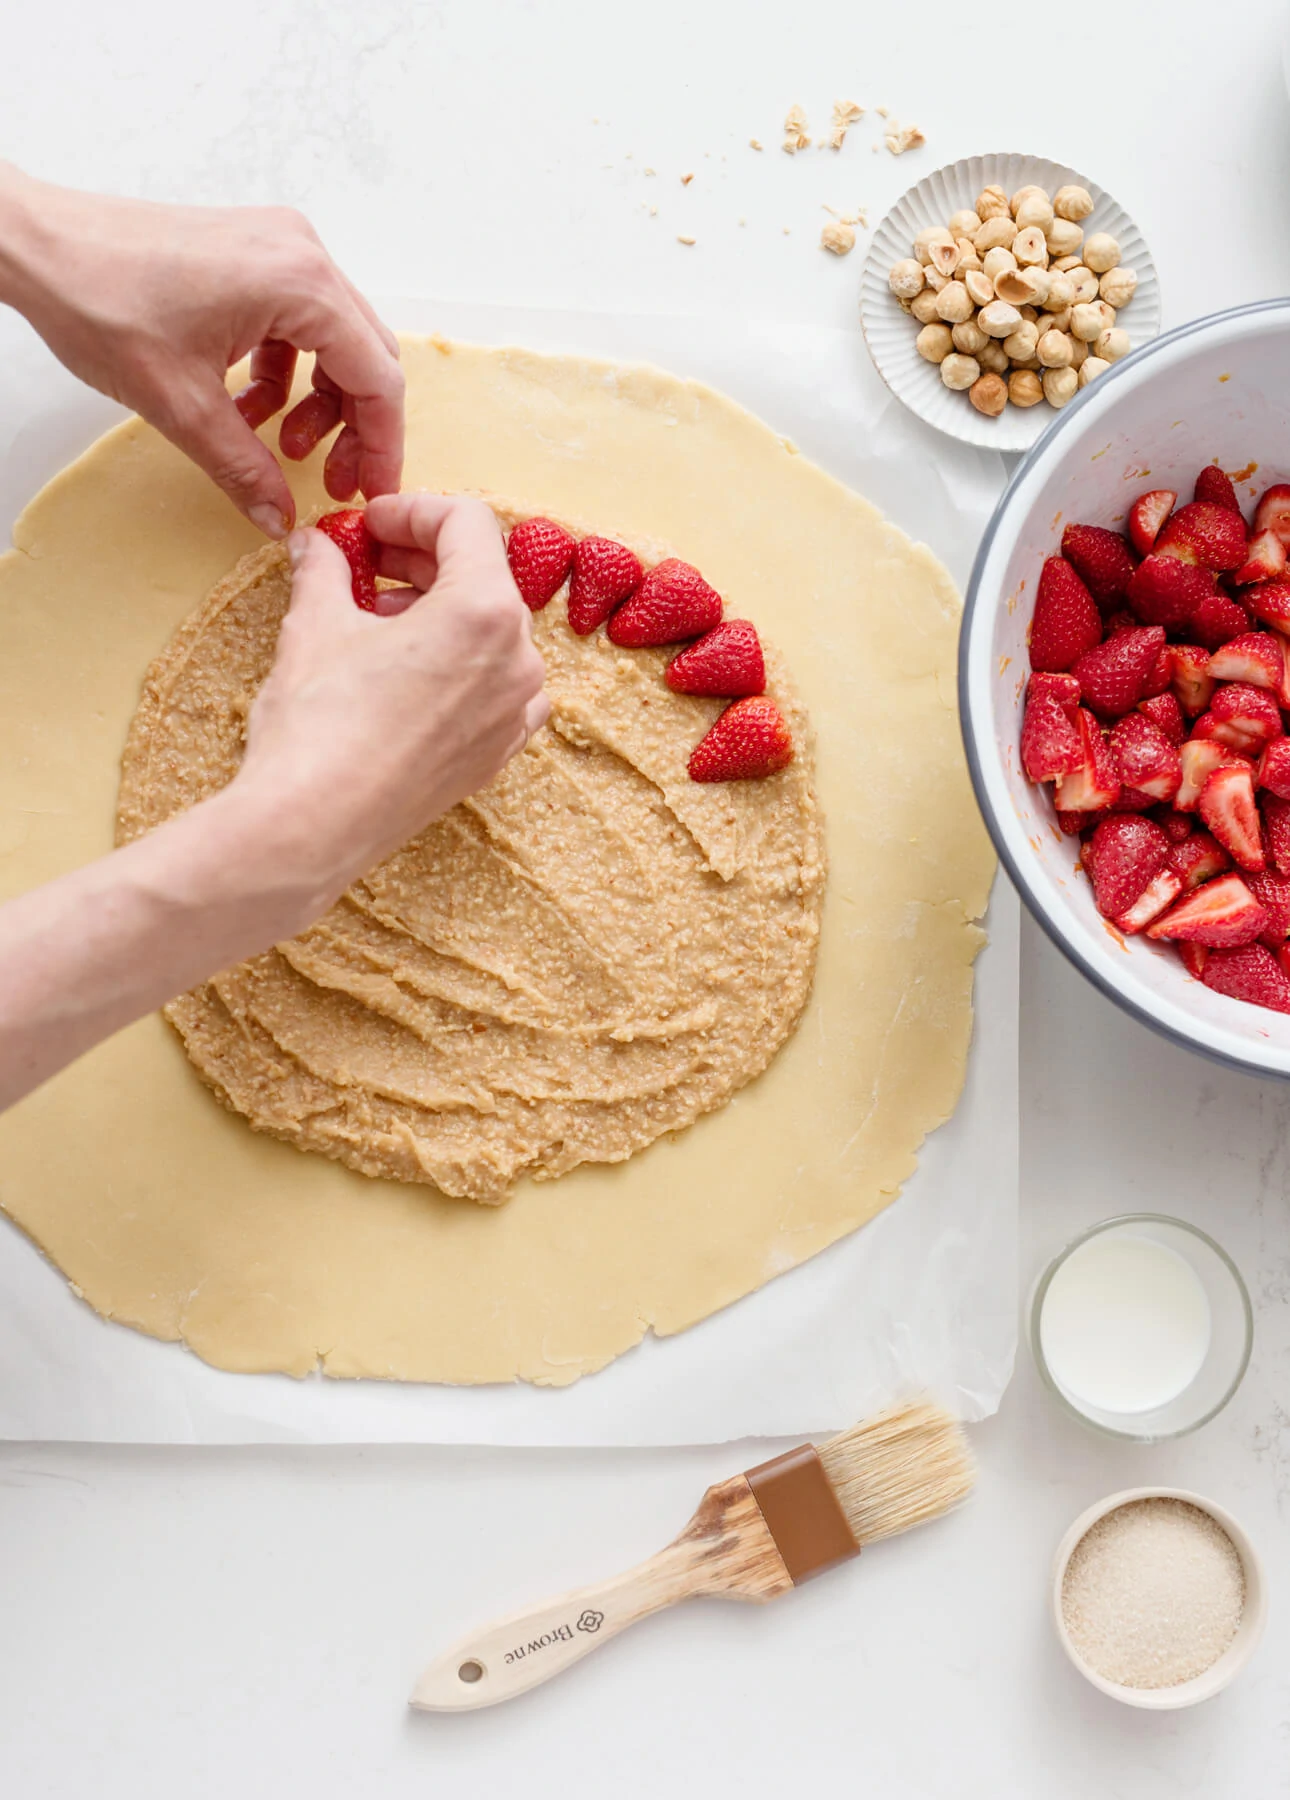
[860,152,1161,452]
[1052,1486,1267,1709]
[962,299,1290,1078]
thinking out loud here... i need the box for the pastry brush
[410,1399,973,1711]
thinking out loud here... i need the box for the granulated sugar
[1061,1498,1245,1689]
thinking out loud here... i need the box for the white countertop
[3,2,1290,1792]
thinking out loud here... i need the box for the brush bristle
[816,1401,975,1544]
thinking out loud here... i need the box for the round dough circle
[0,338,994,1384]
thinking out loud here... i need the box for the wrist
[0,162,52,315]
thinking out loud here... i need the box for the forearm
[0,161,52,317]
[0,783,335,1111]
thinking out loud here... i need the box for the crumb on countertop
[750,137,763,150]
[681,172,694,184]
[782,104,810,153]
[820,220,856,255]
[885,122,925,155]
[677,233,696,246]
[827,99,864,149]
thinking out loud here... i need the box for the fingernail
[250,503,288,540]
[286,529,309,569]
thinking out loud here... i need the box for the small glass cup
[1029,1213,1252,1442]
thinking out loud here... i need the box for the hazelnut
[975,184,1009,220]
[949,207,982,237]
[1071,301,1108,342]
[974,215,1018,253]
[1013,226,1049,267]
[956,237,983,273]
[915,322,955,363]
[1099,266,1138,309]
[1011,356,1043,373]
[1083,232,1121,274]
[889,258,926,300]
[1079,356,1111,386]
[940,352,981,391]
[1037,329,1075,369]
[1052,254,1083,274]
[978,299,1023,338]
[1009,368,1045,408]
[964,269,995,307]
[953,318,990,355]
[1066,266,1100,304]
[1043,366,1079,409]
[924,267,949,293]
[928,235,962,278]
[1045,218,1084,260]
[1053,184,1094,222]
[1002,321,1039,361]
[1043,272,1075,311]
[1015,193,1055,232]
[934,280,973,323]
[910,288,942,323]
[914,225,953,265]
[1017,305,1039,322]
[982,246,1017,283]
[1095,327,1131,362]
[1010,183,1048,217]
[970,372,1009,416]
[1039,306,1072,335]
[1068,334,1089,369]
[994,267,1047,306]
[977,340,1009,374]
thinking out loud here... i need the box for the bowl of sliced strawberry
[962,300,1290,1074]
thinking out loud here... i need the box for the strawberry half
[1175,738,1249,811]
[567,536,644,635]
[609,558,722,647]
[316,508,379,610]
[1029,557,1102,672]
[1198,683,1284,754]
[1086,814,1169,922]
[1054,708,1122,812]
[1264,794,1290,874]
[665,620,766,697]
[1257,737,1290,802]
[689,696,793,782]
[1138,691,1185,744]
[1189,587,1253,650]
[1022,692,1083,782]
[1202,943,1290,1013]
[1194,465,1242,513]
[1156,501,1249,572]
[1243,579,1290,634]
[1147,874,1270,947]
[1110,713,1181,803]
[1071,626,1166,718]
[1233,529,1287,587]
[1128,489,1176,557]
[1117,869,1184,934]
[1206,632,1284,691]
[1248,870,1290,946]
[1169,645,1215,717]
[1028,670,1081,711]
[1198,763,1266,870]
[506,516,576,612]
[1179,941,1210,978]
[1158,808,1195,843]
[1127,555,1213,629]
[1167,830,1231,890]
[1253,482,1290,547]
[1061,524,1137,609]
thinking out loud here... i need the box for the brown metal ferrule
[744,1445,861,1584]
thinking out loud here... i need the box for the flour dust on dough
[0,336,994,1384]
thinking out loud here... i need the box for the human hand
[0,164,402,538]
[233,494,549,913]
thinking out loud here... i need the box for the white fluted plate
[860,152,1161,453]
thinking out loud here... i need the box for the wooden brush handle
[410,1474,793,1712]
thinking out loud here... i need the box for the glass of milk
[1030,1215,1253,1441]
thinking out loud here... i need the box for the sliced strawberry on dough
[1189,587,1254,650]
[1248,870,1290,946]
[1175,738,1250,811]
[665,619,766,697]
[1061,524,1137,609]
[1109,713,1181,803]
[1116,869,1184,934]
[1126,555,1212,629]
[1265,794,1290,874]
[1198,763,1266,870]
[316,508,380,610]
[1167,830,1231,890]
[1054,708,1122,813]
[1244,579,1290,634]
[1022,693,1083,782]
[1202,943,1290,1013]
[1169,645,1215,717]
[1253,483,1290,548]
[1207,631,1284,691]
[1195,465,1243,513]
[1028,670,1081,712]
[505,516,576,612]
[1257,737,1290,802]
[1071,626,1166,718]
[609,558,722,647]
[1147,874,1270,947]
[1178,941,1210,978]
[1128,489,1176,557]
[1233,529,1287,587]
[1029,557,1102,672]
[567,536,644,635]
[1156,501,1249,572]
[688,696,793,782]
[1086,814,1169,922]
[1138,691,1185,745]
[1203,682,1284,753]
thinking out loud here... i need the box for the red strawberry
[1128,489,1176,557]
[1253,482,1290,547]
[316,508,379,610]
[665,620,766,697]
[1127,555,1213,629]
[1071,626,1166,718]
[1200,682,1284,753]
[609,558,722,647]
[1202,943,1290,1013]
[1269,630,1290,707]
[1147,874,1270,947]
[1142,645,1173,700]
[1176,738,1249,811]
[1117,869,1184,933]
[1156,501,1248,572]
[1029,558,1102,672]
[1194,465,1242,513]
[1028,670,1081,711]
[1054,709,1122,813]
[1167,830,1231,890]
[1257,737,1290,801]
[1022,693,1083,782]
[506,516,575,612]
[1264,794,1290,874]
[1243,579,1290,634]
[1198,764,1266,870]
[1233,529,1287,587]
[689,696,793,782]
[1178,941,1209,978]
[1189,587,1253,650]
[1057,809,1097,835]
[1207,632,1284,691]
[1248,870,1290,945]
[1169,645,1215,717]
[1061,524,1137,609]
[1086,815,1169,922]
[1109,713,1181,803]
[1138,691,1185,744]
[567,537,644,635]
[1106,609,1139,636]
[1157,808,1195,843]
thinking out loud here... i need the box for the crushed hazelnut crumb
[677,233,697,245]
[782,103,810,153]
[820,221,856,255]
[681,172,694,185]
[884,123,925,156]
[875,106,889,118]
[644,167,656,176]
[827,99,864,150]
[749,138,763,151]
[648,204,658,216]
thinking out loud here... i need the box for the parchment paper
[0,300,1016,1445]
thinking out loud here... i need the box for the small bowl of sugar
[1052,1488,1267,1708]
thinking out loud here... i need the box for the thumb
[165,377,297,539]
[285,526,362,624]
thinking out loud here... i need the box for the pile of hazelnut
[888,181,1137,418]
